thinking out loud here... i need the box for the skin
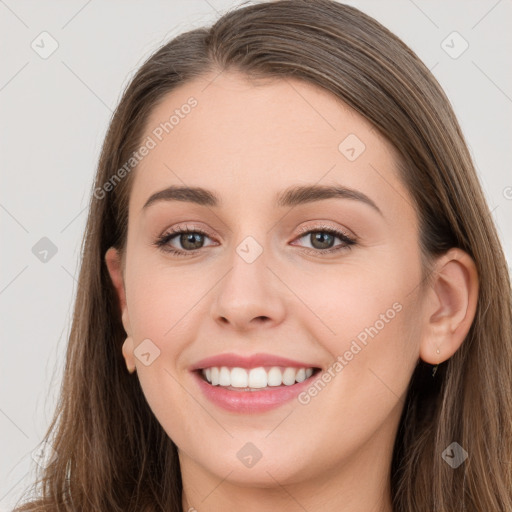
[105,71,479,512]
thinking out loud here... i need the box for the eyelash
[153,224,357,258]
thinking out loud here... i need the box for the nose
[210,244,287,332]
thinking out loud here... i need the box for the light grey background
[1,0,511,509]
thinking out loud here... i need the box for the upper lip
[190,353,321,371]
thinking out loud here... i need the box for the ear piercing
[432,348,441,377]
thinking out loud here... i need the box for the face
[108,72,428,489]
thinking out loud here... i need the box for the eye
[292,226,356,255]
[153,225,217,257]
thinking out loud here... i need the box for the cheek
[298,251,422,398]
[295,258,416,341]
[125,252,201,341]
[123,263,201,440]
[289,273,421,466]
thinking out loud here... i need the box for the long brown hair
[13,1,512,510]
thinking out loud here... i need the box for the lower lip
[192,370,320,413]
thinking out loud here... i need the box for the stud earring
[432,348,441,377]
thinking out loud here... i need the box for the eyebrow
[142,184,383,216]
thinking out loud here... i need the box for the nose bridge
[211,229,286,330]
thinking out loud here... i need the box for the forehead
[130,71,410,218]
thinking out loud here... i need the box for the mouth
[195,365,323,391]
[191,365,323,413]
[189,353,324,412]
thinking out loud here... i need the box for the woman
[13,0,512,510]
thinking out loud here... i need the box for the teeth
[219,367,231,386]
[267,367,282,386]
[295,368,306,382]
[282,367,296,386]
[231,367,248,387]
[248,367,267,388]
[201,366,316,388]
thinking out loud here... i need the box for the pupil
[311,232,334,249]
[181,233,203,250]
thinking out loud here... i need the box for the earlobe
[419,248,479,365]
[122,336,136,374]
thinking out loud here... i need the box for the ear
[419,248,479,365]
[105,247,136,373]
[105,247,128,325]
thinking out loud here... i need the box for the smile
[192,366,322,413]
[201,365,317,389]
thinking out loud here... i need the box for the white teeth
[219,367,231,386]
[230,367,248,387]
[295,368,306,382]
[248,367,267,388]
[201,366,316,388]
[267,367,282,386]
[282,367,296,385]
